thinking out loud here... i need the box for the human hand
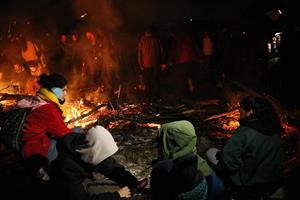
[118,186,131,198]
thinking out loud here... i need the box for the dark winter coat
[49,133,138,200]
[217,117,284,196]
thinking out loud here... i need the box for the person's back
[216,96,284,200]
[49,125,147,200]
[151,153,208,200]
[138,27,163,97]
[138,30,162,70]
[222,126,283,189]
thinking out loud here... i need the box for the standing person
[49,125,148,200]
[17,73,72,180]
[168,26,202,98]
[207,96,284,200]
[138,26,163,98]
[199,31,219,98]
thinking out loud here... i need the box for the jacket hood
[57,126,119,166]
[159,120,197,159]
[76,126,119,165]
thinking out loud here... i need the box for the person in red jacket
[138,26,163,98]
[17,73,73,180]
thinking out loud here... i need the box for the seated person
[152,120,214,176]
[49,125,147,200]
[151,152,225,200]
[207,96,284,200]
[18,73,72,180]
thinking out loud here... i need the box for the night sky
[0,0,289,24]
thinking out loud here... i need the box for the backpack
[0,108,30,152]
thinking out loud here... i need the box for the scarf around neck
[37,87,66,118]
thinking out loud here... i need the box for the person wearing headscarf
[213,96,284,200]
[17,73,72,180]
[49,125,147,200]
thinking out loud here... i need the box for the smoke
[0,0,140,99]
[72,0,123,31]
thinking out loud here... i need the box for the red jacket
[138,32,162,69]
[21,101,72,158]
[169,33,202,64]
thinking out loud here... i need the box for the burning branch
[204,109,239,121]
[66,103,107,125]
[0,93,32,101]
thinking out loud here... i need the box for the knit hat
[76,126,118,165]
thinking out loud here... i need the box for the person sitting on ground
[49,125,148,200]
[151,152,208,200]
[151,120,225,200]
[207,96,284,200]
[152,120,214,176]
[17,73,72,180]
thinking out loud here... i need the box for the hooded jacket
[218,116,283,194]
[158,120,214,176]
[49,126,138,200]
[151,153,208,200]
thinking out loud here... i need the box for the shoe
[131,178,148,194]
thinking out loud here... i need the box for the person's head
[239,96,275,120]
[38,73,68,102]
[158,120,197,159]
[76,126,119,165]
[238,96,282,134]
[57,126,118,166]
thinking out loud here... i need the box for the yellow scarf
[37,87,66,118]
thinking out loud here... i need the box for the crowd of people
[0,14,299,200]
[11,73,290,199]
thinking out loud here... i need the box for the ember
[139,122,161,129]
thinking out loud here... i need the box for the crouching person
[150,120,225,200]
[207,96,284,200]
[152,120,214,176]
[18,73,72,181]
[49,125,147,200]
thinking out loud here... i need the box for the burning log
[204,109,240,121]
[66,103,107,125]
[0,93,32,101]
